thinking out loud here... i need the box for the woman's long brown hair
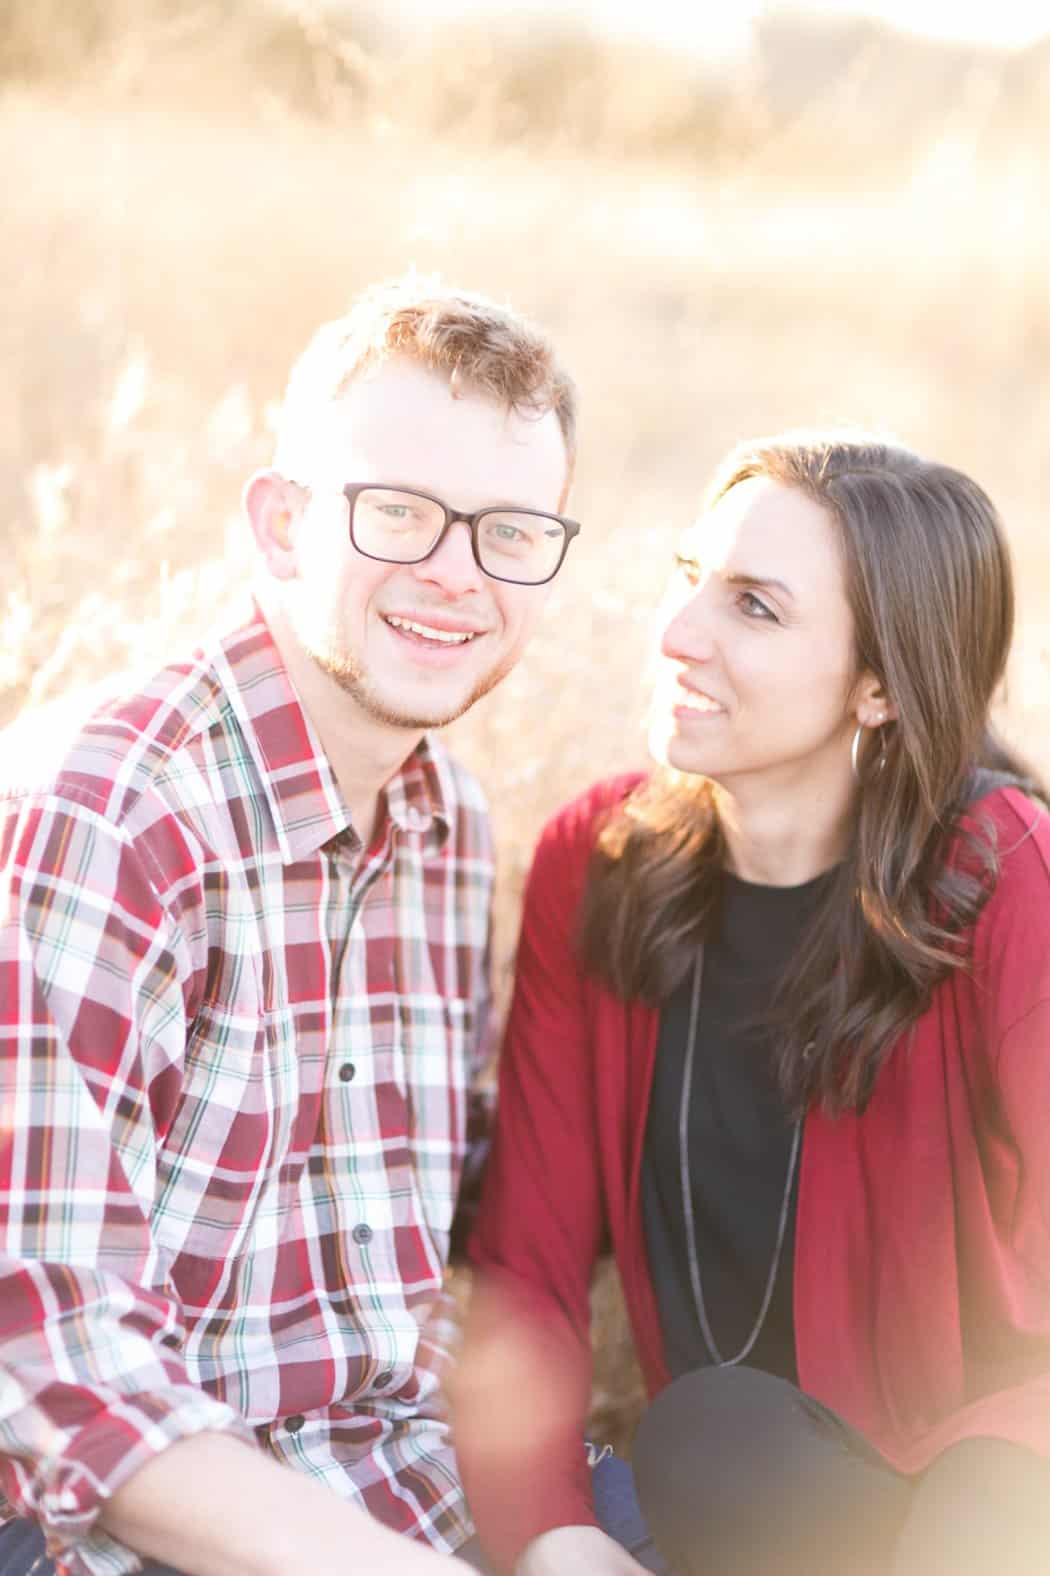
[578,434,1040,1115]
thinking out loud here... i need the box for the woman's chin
[649,717,730,780]
[665,741,716,779]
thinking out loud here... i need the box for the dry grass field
[5,0,1050,1448]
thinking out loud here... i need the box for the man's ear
[243,471,304,582]
[851,669,899,727]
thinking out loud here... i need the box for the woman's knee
[631,1366,904,1576]
[633,1367,803,1570]
[635,1364,799,1486]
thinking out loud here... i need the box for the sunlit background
[5,0,1050,1441]
[420,0,1050,54]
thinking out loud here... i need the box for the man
[0,278,578,1576]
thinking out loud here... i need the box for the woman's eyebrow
[724,570,796,603]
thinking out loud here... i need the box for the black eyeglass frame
[338,482,581,587]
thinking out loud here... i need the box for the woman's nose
[660,593,715,664]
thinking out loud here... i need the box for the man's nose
[413,521,486,597]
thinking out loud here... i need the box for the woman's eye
[739,590,777,622]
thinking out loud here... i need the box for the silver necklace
[677,949,802,1368]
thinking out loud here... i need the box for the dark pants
[629,1365,1050,1576]
[0,1518,189,1576]
[7,1371,1048,1575]
[0,1519,489,1575]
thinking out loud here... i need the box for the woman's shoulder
[536,771,649,856]
[939,785,1050,1055]
[951,785,1050,955]
[955,783,1050,884]
[520,772,649,922]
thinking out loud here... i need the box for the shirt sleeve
[914,794,1050,1465]
[964,984,1050,1455]
[978,801,1050,1447]
[457,798,609,1571]
[0,791,253,1573]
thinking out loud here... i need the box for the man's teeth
[386,616,477,645]
[683,693,722,711]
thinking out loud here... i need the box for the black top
[642,867,833,1382]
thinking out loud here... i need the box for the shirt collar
[381,734,453,856]
[213,608,450,864]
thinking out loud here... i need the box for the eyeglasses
[339,483,581,586]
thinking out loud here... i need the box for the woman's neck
[714,779,853,887]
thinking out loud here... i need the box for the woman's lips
[674,682,726,716]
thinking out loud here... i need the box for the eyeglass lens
[350,487,567,583]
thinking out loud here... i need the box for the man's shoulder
[1,638,233,829]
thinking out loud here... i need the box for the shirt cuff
[28,1389,254,1576]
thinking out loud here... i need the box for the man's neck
[263,606,425,850]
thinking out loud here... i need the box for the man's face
[277,356,570,731]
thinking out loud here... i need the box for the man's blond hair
[274,274,577,490]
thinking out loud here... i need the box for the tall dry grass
[5,0,1050,1448]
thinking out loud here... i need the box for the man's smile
[383,613,482,646]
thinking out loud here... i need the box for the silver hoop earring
[851,723,887,784]
[850,724,865,782]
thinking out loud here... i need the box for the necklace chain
[677,950,801,1368]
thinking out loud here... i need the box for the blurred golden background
[5,0,1050,1440]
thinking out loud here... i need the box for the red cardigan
[461,777,1050,1569]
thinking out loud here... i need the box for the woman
[452,433,1050,1576]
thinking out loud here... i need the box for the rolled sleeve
[4,1383,251,1575]
[0,792,251,1571]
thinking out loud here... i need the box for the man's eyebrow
[724,570,796,602]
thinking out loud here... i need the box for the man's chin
[314,648,516,731]
[365,701,471,732]
[340,675,504,733]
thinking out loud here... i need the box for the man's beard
[311,645,515,731]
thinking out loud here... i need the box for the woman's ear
[851,670,899,728]
[242,471,304,582]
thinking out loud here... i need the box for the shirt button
[338,1062,356,1083]
[352,1223,373,1245]
[375,1370,394,1389]
[285,1414,306,1433]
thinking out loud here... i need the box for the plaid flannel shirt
[0,610,494,1574]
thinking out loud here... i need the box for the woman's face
[650,477,868,796]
